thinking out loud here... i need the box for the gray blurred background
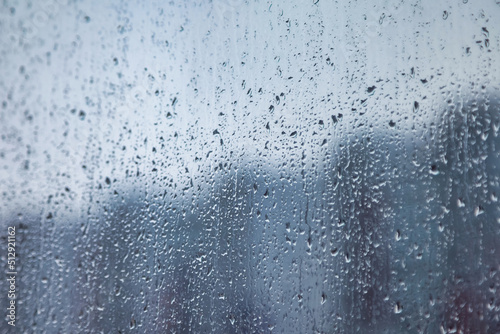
[1,0,499,333]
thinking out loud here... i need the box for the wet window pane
[1,1,499,333]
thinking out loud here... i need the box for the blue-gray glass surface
[1,0,499,333]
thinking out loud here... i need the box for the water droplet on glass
[394,302,403,314]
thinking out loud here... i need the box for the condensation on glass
[0,0,499,333]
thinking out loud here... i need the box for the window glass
[1,1,499,333]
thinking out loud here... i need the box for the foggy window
[1,0,499,333]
